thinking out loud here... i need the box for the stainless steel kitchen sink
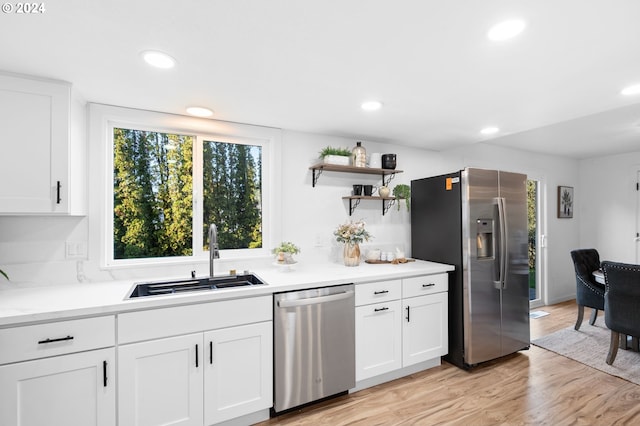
[128,273,265,298]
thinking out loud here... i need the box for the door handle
[277,291,353,308]
[406,305,410,322]
[209,341,213,365]
[103,360,108,387]
[374,307,389,312]
[195,344,199,368]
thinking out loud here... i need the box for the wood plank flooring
[259,301,640,425]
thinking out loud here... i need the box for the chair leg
[575,305,585,330]
[589,309,598,325]
[607,331,620,365]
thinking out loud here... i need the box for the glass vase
[343,243,361,266]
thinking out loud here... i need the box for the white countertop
[0,260,453,327]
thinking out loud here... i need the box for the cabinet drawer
[118,295,272,344]
[402,274,448,298]
[356,280,401,306]
[0,316,115,365]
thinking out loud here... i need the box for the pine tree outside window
[112,127,263,261]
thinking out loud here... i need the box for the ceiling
[2,0,640,159]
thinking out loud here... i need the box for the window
[91,104,279,268]
[113,128,264,261]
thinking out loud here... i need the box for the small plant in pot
[319,146,352,166]
[272,242,300,264]
[392,184,411,211]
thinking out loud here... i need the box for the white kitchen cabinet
[0,347,115,426]
[402,291,448,366]
[204,322,272,425]
[355,300,402,381]
[355,273,449,384]
[117,296,272,425]
[118,333,204,426]
[0,72,84,214]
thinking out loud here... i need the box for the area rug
[532,324,640,385]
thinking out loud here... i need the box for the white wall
[0,117,580,305]
[579,151,640,264]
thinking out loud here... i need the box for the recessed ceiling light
[361,101,383,111]
[186,106,214,117]
[480,126,500,135]
[141,50,176,69]
[487,19,526,41]
[621,84,640,96]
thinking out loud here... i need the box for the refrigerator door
[462,168,502,365]
[498,171,530,356]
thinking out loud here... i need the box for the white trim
[88,103,282,270]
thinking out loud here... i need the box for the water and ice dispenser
[476,219,494,259]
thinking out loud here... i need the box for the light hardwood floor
[259,301,640,425]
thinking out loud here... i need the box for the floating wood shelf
[309,163,403,187]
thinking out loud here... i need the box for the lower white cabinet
[355,300,402,381]
[118,322,272,426]
[402,292,448,366]
[355,274,449,384]
[118,333,203,426]
[0,347,116,426]
[204,322,272,425]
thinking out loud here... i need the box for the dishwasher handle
[277,291,353,308]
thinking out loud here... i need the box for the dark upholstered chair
[601,261,640,365]
[570,249,604,330]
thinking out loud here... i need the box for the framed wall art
[557,186,574,218]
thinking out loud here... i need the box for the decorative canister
[352,141,366,168]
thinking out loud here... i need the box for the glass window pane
[202,140,262,250]
[113,128,193,259]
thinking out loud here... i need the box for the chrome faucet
[208,224,220,278]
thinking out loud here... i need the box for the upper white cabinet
[0,72,85,215]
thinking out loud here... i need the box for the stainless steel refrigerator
[411,168,530,369]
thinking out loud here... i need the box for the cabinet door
[0,73,70,213]
[118,334,203,426]
[0,347,115,426]
[402,292,448,367]
[204,322,272,425]
[355,300,402,381]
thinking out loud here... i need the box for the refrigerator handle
[496,197,508,289]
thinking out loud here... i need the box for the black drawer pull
[374,290,389,295]
[195,344,199,367]
[374,307,389,312]
[103,360,108,387]
[406,306,411,322]
[38,335,74,344]
[209,341,213,365]
[422,283,436,288]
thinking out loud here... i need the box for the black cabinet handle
[38,335,74,344]
[209,341,213,365]
[374,307,389,312]
[103,360,108,387]
[195,344,199,367]
[374,290,389,295]
[56,181,62,204]
[422,283,435,288]
[406,306,410,322]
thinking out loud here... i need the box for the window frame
[89,104,281,269]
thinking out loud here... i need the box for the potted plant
[334,220,372,266]
[272,241,300,264]
[319,146,352,166]
[392,184,411,211]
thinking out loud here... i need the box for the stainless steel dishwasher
[273,283,355,413]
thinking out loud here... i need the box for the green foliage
[113,128,263,260]
[392,184,411,211]
[319,146,351,158]
[202,141,262,250]
[113,129,194,259]
[272,241,300,255]
[527,180,537,270]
